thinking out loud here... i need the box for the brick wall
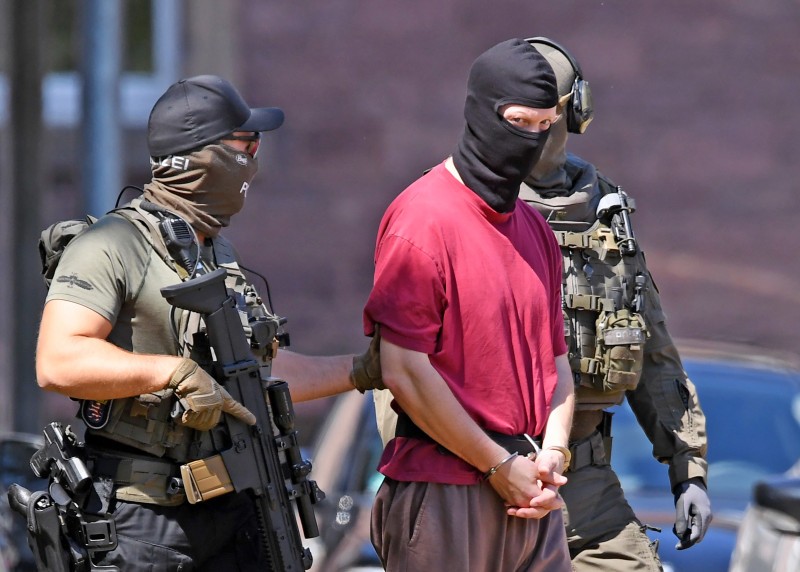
[230,0,800,361]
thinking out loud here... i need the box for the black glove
[673,477,712,550]
[350,325,384,393]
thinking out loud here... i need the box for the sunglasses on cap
[223,131,261,158]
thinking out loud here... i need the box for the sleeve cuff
[669,454,708,490]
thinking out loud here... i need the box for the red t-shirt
[364,162,567,484]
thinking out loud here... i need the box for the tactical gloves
[673,477,712,550]
[168,358,256,431]
[350,326,385,393]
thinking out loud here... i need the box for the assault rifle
[160,267,323,571]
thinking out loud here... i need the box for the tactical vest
[548,176,649,411]
[77,200,281,482]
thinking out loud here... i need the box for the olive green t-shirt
[46,214,183,356]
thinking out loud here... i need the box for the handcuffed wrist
[483,451,519,481]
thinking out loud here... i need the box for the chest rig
[81,200,285,465]
[548,176,649,410]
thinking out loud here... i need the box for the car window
[339,401,385,496]
[611,358,800,501]
[314,356,800,512]
[0,438,44,492]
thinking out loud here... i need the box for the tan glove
[350,325,385,393]
[167,358,257,431]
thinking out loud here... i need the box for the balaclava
[452,38,558,213]
[525,42,577,195]
[143,143,259,238]
[519,41,602,222]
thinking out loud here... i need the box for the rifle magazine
[180,455,234,504]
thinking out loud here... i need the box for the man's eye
[539,119,552,130]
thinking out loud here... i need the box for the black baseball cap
[147,74,284,157]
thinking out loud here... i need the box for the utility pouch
[180,454,234,504]
[598,411,614,462]
[594,308,647,392]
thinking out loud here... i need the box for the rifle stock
[161,268,323,571]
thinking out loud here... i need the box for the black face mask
[452,39,558,213]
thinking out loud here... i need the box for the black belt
[86,447,182,492]
[395,412,541,456]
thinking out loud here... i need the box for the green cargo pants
[562,459,662,571]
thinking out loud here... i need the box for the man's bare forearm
[542,353,574,451]
[36,300,178,399]
[272,350,354,402]
[380,339,507,473]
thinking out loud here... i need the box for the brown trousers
[371,478,571,572]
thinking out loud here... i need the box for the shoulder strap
[212,235,247,292]
[38,194,191,288]
[112,198,189,280]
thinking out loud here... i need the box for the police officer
[518,37,711,569]
[34,75,381,571]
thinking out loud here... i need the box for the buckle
[82,518,117,552]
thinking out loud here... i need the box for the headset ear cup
[524,36,593,133]
[568,78,594,134]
